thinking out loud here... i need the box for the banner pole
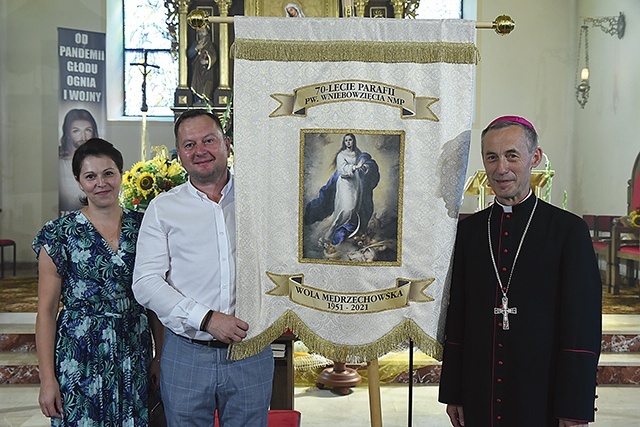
[368,359,383,427]
[188,13,516,35]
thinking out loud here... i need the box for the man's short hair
[173,109,224,146]
[481,118,539,153]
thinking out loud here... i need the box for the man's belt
[181,334,229,348]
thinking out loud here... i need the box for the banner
[58,28,106,216]
[231,17,476,362]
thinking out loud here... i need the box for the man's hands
[204,311,248,343]
[446,404,465,427]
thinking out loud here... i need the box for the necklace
[84,209,122,251]
[487,197,538,330]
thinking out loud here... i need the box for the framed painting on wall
[244,0,340,18]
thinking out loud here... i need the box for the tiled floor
[1,383,639,426]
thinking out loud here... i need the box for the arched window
[123,0,178,116]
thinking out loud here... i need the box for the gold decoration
[228,310,444,363]
[265,272,435,314]
[391,0,404,18]
[233,39,479,64]
[177,0,190,89]
[186,8,208,29]
[269,80,439,120]
[493,14,516,36]
[214,0,233,91]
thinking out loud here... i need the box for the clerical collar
[494,190,534,213]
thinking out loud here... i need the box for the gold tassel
[229,310,443,362]
[233,39,479,65]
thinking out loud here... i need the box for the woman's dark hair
[72,138,123,206]
[59,109,99,159]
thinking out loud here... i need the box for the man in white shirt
[133,109,274,426]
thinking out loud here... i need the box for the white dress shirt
[133,176,236,340]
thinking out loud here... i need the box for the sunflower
[122,171,134,186]
[135,172,156,197]
[167,161,184,179]
[130,161,146,176]
[150,157,169,176]
[631,210,640,228]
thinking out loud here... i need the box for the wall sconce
[575,12,625,109]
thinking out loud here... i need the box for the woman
[324,133,364,243]
[285,3,305,17]
[59,109,99,214]
[305,134,379,249]
[34,138,161,426]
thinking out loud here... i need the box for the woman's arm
[35,248,63,419]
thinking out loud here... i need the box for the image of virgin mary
[304,133,380,248]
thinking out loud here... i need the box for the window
[123,0,178,116]
[411,0,464,19]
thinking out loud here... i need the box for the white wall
[573,0,639,215]
[462,0,637,215]
[461,0,579,212]
[1,0,638,263]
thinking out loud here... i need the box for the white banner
[231,17,476,362]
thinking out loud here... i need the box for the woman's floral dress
[33,209,150,427]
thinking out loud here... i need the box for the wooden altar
[167,0,425,118]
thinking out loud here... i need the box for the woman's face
[287,7,298,17]
[69,119,95,149]
[76,155,122,209]
[343,135,354,149]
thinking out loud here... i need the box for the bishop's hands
[204,311,249,344]
[559,420,588,427]
[446,404,465,427]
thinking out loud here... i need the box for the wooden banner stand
[368,359,383,427]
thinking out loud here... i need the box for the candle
[580,67,590,81]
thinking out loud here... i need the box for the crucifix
[494,296,517,330]
[130,49,159,160]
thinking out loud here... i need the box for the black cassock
[439,195,601,426]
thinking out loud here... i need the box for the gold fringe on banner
[228,309,443,363]
[232,39,479,65]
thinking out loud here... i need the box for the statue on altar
[188,25,217,104]
[285,3,305,17]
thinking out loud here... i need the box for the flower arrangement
[120,146,187,211]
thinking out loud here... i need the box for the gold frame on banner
[298,128,405,267]
[244,0,340,17]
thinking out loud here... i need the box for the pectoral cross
[494,296,517,330]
